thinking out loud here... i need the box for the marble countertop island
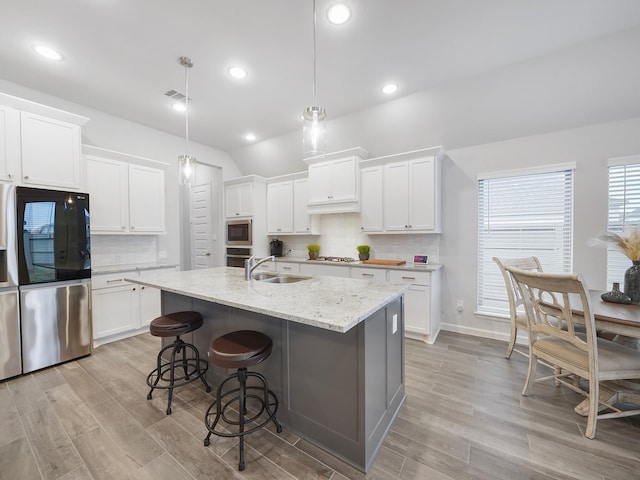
[126,266,408,333]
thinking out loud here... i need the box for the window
[477,165,574,316]
[607,157,640,288]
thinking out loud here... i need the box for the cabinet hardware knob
[132,287,136,291]
[24,175,29,180]
[206,252,211,256]
[131,226,135,230]
[8,173,13,179]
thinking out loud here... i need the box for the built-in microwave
[226,219,252,245]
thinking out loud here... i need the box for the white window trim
[478,162,577,181]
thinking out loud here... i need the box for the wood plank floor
[2,331,639,480]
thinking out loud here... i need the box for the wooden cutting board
[362,259,406,266]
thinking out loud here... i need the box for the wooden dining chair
[505,266,640,439]
[493,256,543,358]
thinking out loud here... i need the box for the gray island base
[129,267,407,472]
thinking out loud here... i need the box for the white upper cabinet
[305,147,368,214]
[224,175,265,218]
[0,94,88,189]
[21,112,82,189]
[85,151,166,235]
[360,147,442,234]
[293,177,319,234]
[267,181,294,234]
[360,165,384,232]
[0,105,20,182]
[86,155,129,233]
[128,164,165,233]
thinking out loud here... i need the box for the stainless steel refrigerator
[15,186,92,374]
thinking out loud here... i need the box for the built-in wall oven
[226,247,252,268]
[226,219,252,245]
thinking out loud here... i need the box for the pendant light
[178,56,196,186]
[302,0,326,159]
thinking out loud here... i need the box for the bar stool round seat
[204,330,282,471]
[146,311,211,415]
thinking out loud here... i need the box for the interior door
[190,183,214,269]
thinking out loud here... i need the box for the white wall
[0,79,242,268]
[441,117,640,340]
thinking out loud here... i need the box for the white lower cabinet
[92,267,174,344]
[276,262,300,274]
[388,269,441,344]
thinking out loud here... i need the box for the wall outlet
[456,300,464,313]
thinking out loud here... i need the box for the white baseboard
[440,322,527,345]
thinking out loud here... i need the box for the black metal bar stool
[146,311,211,415]
[204,330,282,471]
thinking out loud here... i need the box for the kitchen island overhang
[127,267,408,472]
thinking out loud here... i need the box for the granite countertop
[92,263,179,274]
[125,267,409,333]
[273,256,443,272]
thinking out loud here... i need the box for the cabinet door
[86,156,129,233]
[299,263,350,277]
[267,182,293,234]
[225,182,254,217]
[293,178,312,233]
[360,166,384,232]
[330,157,358,203]
[0,105,20,182]
[384,162,410,231]
[408,158,435,230]
[92,284,138,339]
[139,284,161,327]
[20,112,81,189]
[307,161,332,204]
[128,165,165,233]
[350,266,386,281]
[403,284,429,334]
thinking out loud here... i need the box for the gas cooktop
[308,256,357,263]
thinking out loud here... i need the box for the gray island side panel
[161,290,405,473]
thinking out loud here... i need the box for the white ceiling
[2,0,640,153]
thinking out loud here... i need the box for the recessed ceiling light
[327,3,351,24]
[228,66,248,79]
[245,133,257,142]
[32,44,62,61]
[382,83,398,94]
[171,102,187,112]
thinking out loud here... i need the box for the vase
[601,282,632,304]
[359,253,369,261]
[308,251,319,260]
[624,261,640,304]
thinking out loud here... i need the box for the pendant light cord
[180,56,193,158]
[312,0,317,107]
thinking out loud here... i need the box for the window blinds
[607,160,640,288]
[477,168,574,316]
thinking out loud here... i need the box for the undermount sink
[251,272,310,284]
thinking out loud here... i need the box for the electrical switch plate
[456,300,464,312]
[392,314,398,334]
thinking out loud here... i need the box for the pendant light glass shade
[302,106,326,159]
[302,0,326,159]
[179,56,196,186]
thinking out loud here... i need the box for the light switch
[392,314,398,334]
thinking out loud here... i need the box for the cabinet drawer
[388,269,430,286]
[92,271,136,289]
[277,262,300,274]
[350,267,387,281]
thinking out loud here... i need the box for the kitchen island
[127,266,408,472]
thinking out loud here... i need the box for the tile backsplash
[91,235,158,266]
[269,213,440,263]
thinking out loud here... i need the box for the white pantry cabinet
[267,181,294,234]
[85,154,166,234]
[305,147,368,214]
